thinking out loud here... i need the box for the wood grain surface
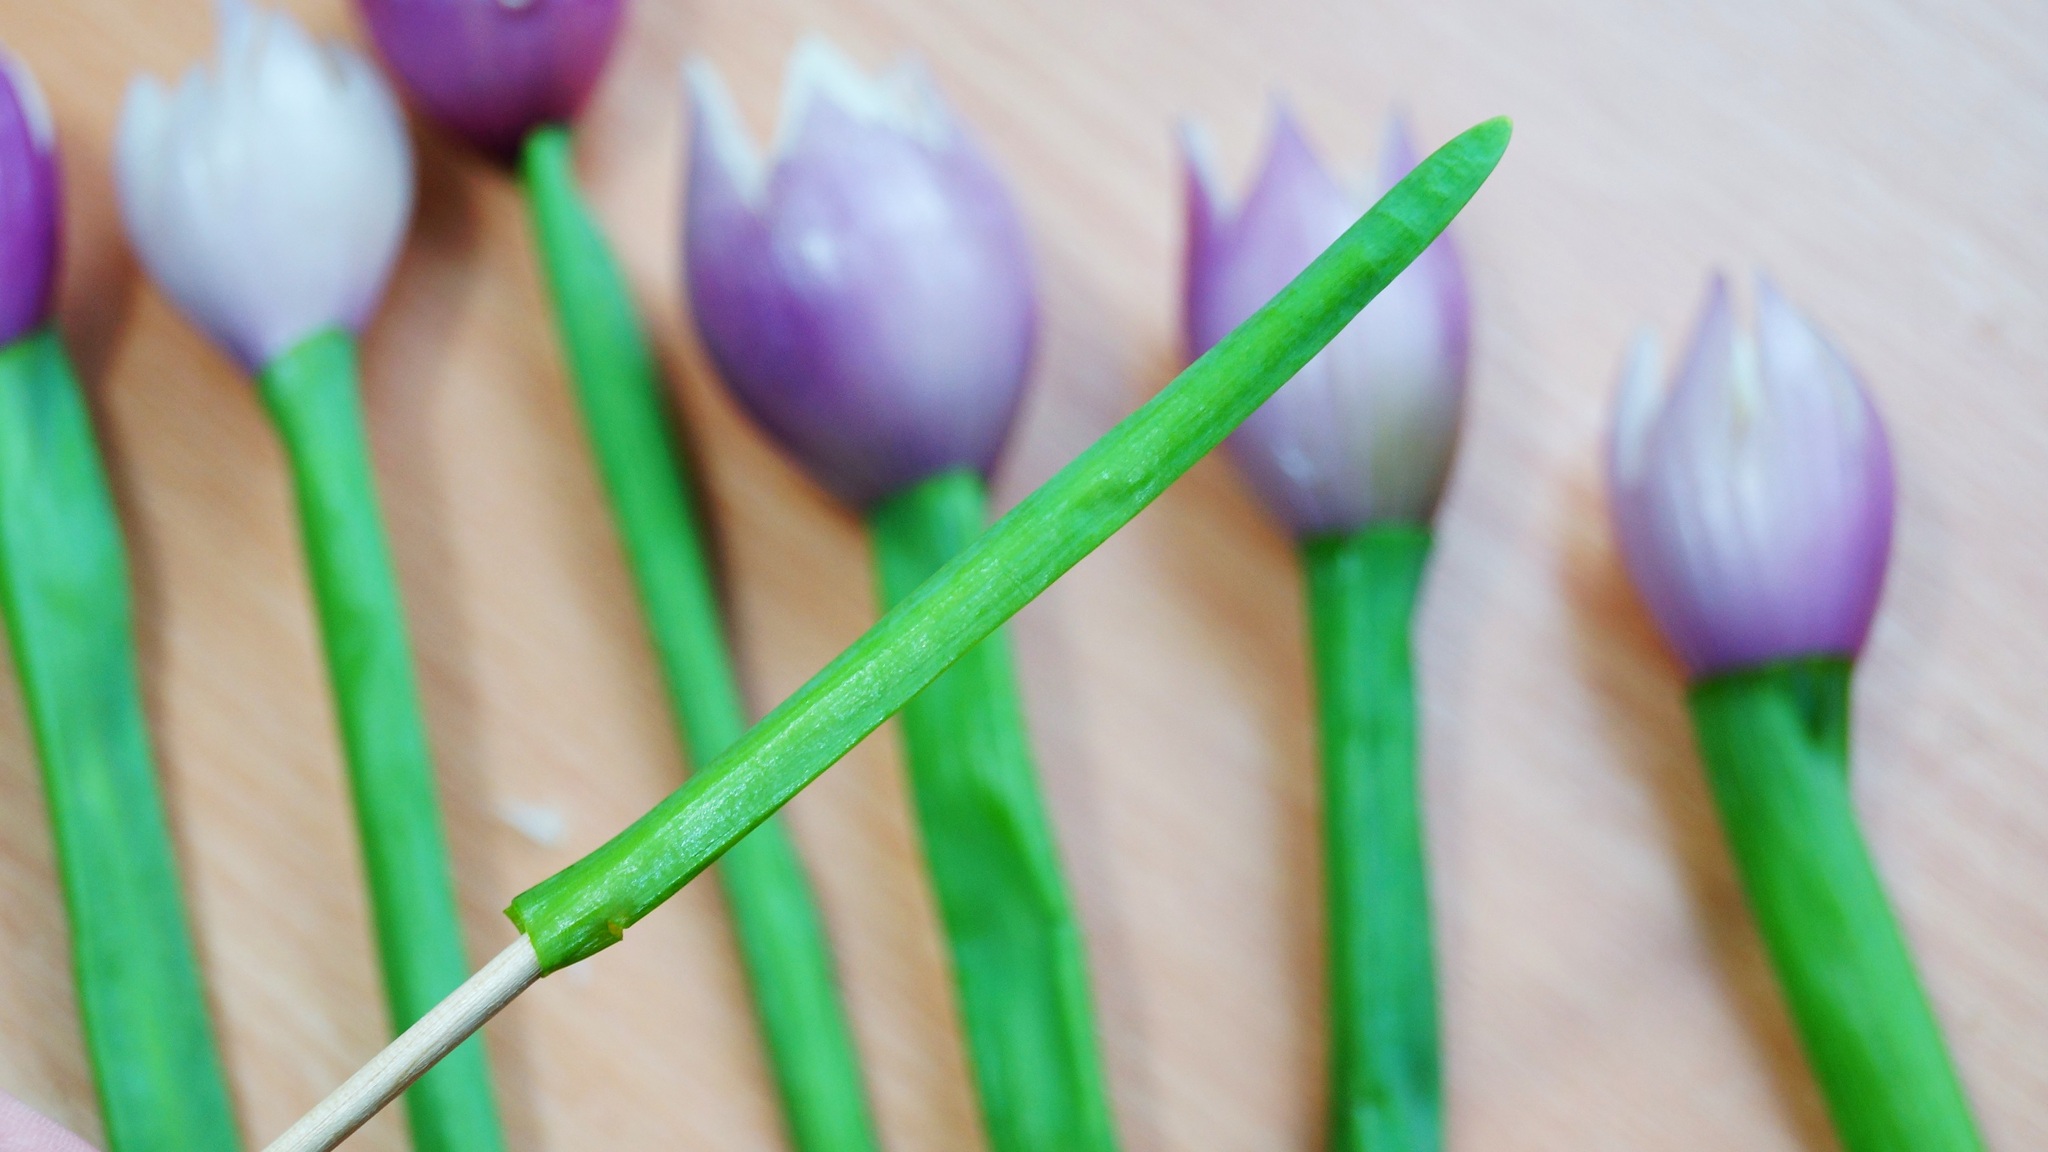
[0,0,2044,1148]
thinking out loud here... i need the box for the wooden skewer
[262,937,542,1152]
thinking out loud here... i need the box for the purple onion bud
[116,0,415,370]
[683,37,1038,509]
[1184,108,1470,536]
[1608,275,1896,679]
[356,0,625,160]
[0,50,61,347]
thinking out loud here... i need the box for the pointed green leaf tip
[508,115,1512,973]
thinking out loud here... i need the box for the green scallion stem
[0,330,241,1152]
[1688,657,1983,1152]
[259,330,505,1152]
[869,469,1117,1152]
[519,124,879,1152]
[1302,526,1438,1152]
[507,115,1511,975]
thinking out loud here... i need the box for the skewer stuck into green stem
[265,113,1511,1152]
[507,114,1513,971]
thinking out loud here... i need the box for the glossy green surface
[522,125,879,1152]
[508,116,1512,974]
[1690,658,1983,1152]
[1304,526,1437,1152]
[871,470,1117,1152]
[261,331,505,1152]
[0,330,240,1152]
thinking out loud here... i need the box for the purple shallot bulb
[1608,275,1896,679]
[684,36,1038,508]
[356,0,626,160]
[0,49,59,347]
[1185,107,1470,536]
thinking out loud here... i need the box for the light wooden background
[0,0,2043,1148]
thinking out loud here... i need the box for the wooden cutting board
[0,0,2042,1148]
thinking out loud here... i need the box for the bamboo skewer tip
[262,936,541,1152]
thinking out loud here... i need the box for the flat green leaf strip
[521,125,882,1152]
[509,116,1513,973]
[1689,659,1984,1152]
[261,332,507,1152]
[0,331,242,1151]
[1305,526,1439,1152]
[869,471,1119,1152]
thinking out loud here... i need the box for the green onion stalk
[507,113,1513,1006]
[1608,277,1984,1151]
[0,328,242,1152]
[260,331,508,1152]
[1303,528,1438,1151]
[113,6,508,1147]
[868,471,1118,1152]
[3,50,237,1152]
[1690,659,1979,1151]
[518,124,879,1152]
[278,109,1503,1152]
[1182,110,1473,1151]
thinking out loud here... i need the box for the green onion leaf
[1690,658,1984,1152]
[521,123,880,1152]
[262,331,507,1152]
[0,330,241,1152]
[508,115,1513,973]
